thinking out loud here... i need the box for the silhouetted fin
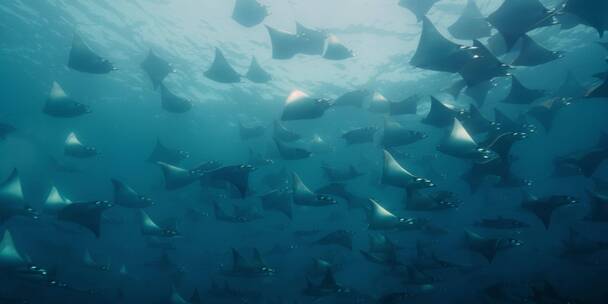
[557,71,585,98]
[369,233,399,253]
[160,84,192,113]
[442,79,466,99]
[511,35,562,66]
[231,248,250,271]
[323,35,353,60]
[251,248,266,268]
[57,200,112,238]
[585,74,608,99]
[465,230,522,263]
[232,0,268,27]
[367,199,425,231]
[147,138,189,165]
[586,190,608,222]
[157,162,201,190]
[464,81,494,107]
[292,173,335,206]
[381,119,427,148]
[260,188,292,219]
[296,22,327,55]
[493,108,532,134]
[0,169,29,223]
[398,0,439,22]
[248,148,274,167]
[422,97,464,127]
[564,146,608,177]
[382,150,434,189]
[438,118,497,161]
[448,0,491,40]
[410,17,475,73]
[140,210,180,237]
[316,183,351,201]
[461,104,495,134]
[522,194,577,229]
[239,121,265,140]
[190,288,201,304]
[499,76,544,104]
[281,90,332,121]
[274,138,311,160]
[43,186,72,214]
[562,0,608,37]
[486,33,508,57]
[273,121,301,142]
[367,91,390,113]
[68,34,115,74]
[527,97,572,132]
[245,57,271,83]
[334,89,370,107]
[64,132,97,158]
[0,230,26,268]
[266,26,301,60]
[112,179,154,208]
[459,40,510,87]
[208,165,255,198]
[141,50,173,90]
[487,0,557,50]
[43,82,90,117]
[321,163,364,182]
[342,127,377,145]
[204,48,240,83]
[389,95,418,115]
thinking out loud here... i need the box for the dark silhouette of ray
[487,0,558,50]
[464,81,494,107]
[112,179,154,209]
[141,50,173,90]
[274,138,311,160]
[487,33,508,56]
[281,90,332,121]
[465,230,522,263]
[462,104,496,134]
[499,76,545,104]
[260,188,292,219]
[292,173,336,206]
[459,40,511,87]
[160,84,192,113]
[43,82,90,117]
[232,0,268,27]
[68,34,115,74]
[410,17,476,73]
[57,201,113,238]
[585,74,608,98]
[0,122,15,140]
[389,95,418,115]
[557,71,585,98]
[522,194,577,229]
[207,165,255,198]
[562,0,608,37]
[147,138,189,165]
[437,118,497,161]
[334,89,370,107]
[382,120,427,148]
[204,48,240,83]
[245,57,271,83]
[266,26,301,60]
[398,0,440,22]
[448,0,491,40]
[323,36,353,60]
[342,127,377,145]
[527,97,572,132]
[296,22,327,55]
[511,35,562,66]
[421,96,465,127]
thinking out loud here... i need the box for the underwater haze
[1,0,608,303]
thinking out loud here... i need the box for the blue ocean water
[0,0,607,303]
